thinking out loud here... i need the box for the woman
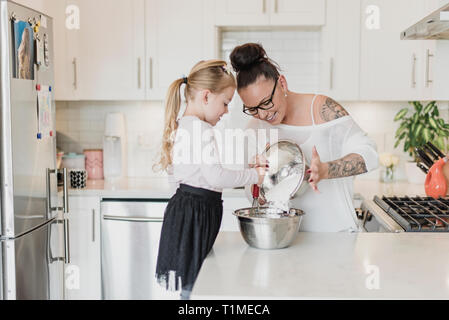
[230,43,379,232]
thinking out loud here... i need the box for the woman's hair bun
[230,43,267,73]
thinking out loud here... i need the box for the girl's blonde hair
[154,59,236,172]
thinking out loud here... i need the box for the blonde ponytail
[154,78,184,172]
[154,59,236,172]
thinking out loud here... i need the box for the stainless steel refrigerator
[0,0,69,300]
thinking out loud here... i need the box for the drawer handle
[103,215,163,222]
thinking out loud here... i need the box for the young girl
[154,60,266,300]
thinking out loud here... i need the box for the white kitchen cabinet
[215,0,270,26]
[269,0,325,26]
[65,196,101,300]
[35,0,145,101]
[319,0,361,101]
[432,41,449,101]
[412,0,449,101]
[74,0,145,100]
[145,0,207,100]
[215,0,325,26]
[11,0,48,11]
[221,195,251,232]
[359,0,429,101]
[51,0,80,101]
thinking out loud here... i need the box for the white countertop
[68,176,428,200]
[68,177,248,198]
[191,231,449,300]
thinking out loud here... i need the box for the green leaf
[394,108,409,121]
[423,101,435,114]
[429,117,439,131]
[437,137,445,150]
[433,107,440,117]
[414,123,424,138]
[412,101,422,113]
[423,128,430,142]
[395,121,409,137]
[440,130,449,137]
[404,140,410,153]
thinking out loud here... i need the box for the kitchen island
[191,232,449,299]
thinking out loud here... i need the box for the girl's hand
[249,143,271,168]
[307,146,329,193]
[249,154,269,169]
[255,166,267,186]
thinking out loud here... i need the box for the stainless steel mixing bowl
[233,207,305,249]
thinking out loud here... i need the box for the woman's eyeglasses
[243,79,278,116]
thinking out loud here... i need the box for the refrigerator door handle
[48,219,69,263]
[61,168,69,214]
[46,168,53,218]
[64,218,70,264]
[46,168,69,214]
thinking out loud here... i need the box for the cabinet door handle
[137,57,142,89]
[411,53,417,88]
[426,49,434,87]
[149,57,153,89]
[274,0,278,13]
[330,58,334,90]
[262,0,266,13]
[72,58,77,90]
[92,209,95,242]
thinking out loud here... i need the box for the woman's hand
[307,146,329,193]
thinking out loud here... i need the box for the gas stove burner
[374,195,449,232]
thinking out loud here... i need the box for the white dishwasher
[100,199,179,300]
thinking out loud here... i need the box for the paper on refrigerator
[37,85,53,139]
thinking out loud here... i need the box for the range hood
[401,3,449,39]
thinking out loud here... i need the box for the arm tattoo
[320,97,349,121]
[327,153,367,179]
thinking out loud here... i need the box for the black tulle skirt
[155,183,223,291]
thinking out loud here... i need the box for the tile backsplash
[55,99,449,181]
[56,100,167,178]
[221,29,322,93]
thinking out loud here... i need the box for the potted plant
[394,101,449,184]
